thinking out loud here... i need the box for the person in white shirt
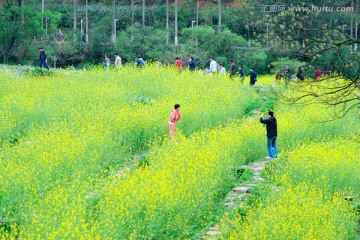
[114,53,122,69]
[209,57,218,74]
[219,64,226,76]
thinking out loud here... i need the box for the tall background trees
[0,0,359,71]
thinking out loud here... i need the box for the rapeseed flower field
[0,66,359,239]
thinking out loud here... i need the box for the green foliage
[111,24,171,62]
[182,26,268,69]
[271,57,306,73]
[0,1,60,64]
[26,67,56,77]
[0,0,358,82]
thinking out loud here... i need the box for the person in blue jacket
[136,56,145,68]
[250,68,257,86]
[188,57,196,71]
[238,65,244,82]
[39,47,50,70]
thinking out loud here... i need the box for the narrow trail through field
[114,153,149,177]
[202,94,276,239]
[203,158,274,238]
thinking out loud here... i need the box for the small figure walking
[136,56,145,68]
[296,67,305,81]
[39,47,50,70]
[219,64,226,76]
[188,57,196,71]
[250,68,257,86]
[230,60,236,78]
[209,57,218,76]
[260,111,277,159]
[284,65,291,84]
[238,65,244,82]
[175,57,183,70]
[114,53,122,69]
[168,104,181,139]
[275,68,282,83]
[103,54,110,70]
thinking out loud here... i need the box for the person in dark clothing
[238,65,244,82]
[230,60,236,78]
[275,68,282,82]
[260,111,277,159]
[39,47,50,70]
[135,56,145,68]
[284,65,291,84]
[250,68,257,86]
[296,67,305,81]
[188,57,196,71]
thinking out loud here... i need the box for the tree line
[0,0,359,75]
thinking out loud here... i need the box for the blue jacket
[137,58,145,66]
[250,70,257,81]
[239,68,244,76]
[189,60,196,70]
[39,51,47,61]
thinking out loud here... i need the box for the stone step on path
[114,153,149,177]
[202,158,273,239]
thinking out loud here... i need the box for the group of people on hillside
[103,54,146,69]
[207,57,257,85]
[276,64,331,83]
[38,48,330,83]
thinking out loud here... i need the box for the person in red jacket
[175,57,183,70]
[168,104,181,139]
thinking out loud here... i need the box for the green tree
[0,0,59,64]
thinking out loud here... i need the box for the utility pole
[166,0,169,44]
[142,0,145,29]
[131,0,134,40]
[85,0,88,43]
[218,0,221,33]
[196,0,199,27]
[112,19,118,43]
[112,0,116,42]
[351,0,354,40]
[247,23,250,47]
[174,0,178,45]
[21,0,24,23]
[81,18,83,36]
[355,0,359,51]
[45,17,48,36]
[266,23,269,48]
[42,0,44,29]
[73,0,77,40]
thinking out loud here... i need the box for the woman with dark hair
[175,57,183,70]
[168,104,181,139]
[296,67,305,81]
